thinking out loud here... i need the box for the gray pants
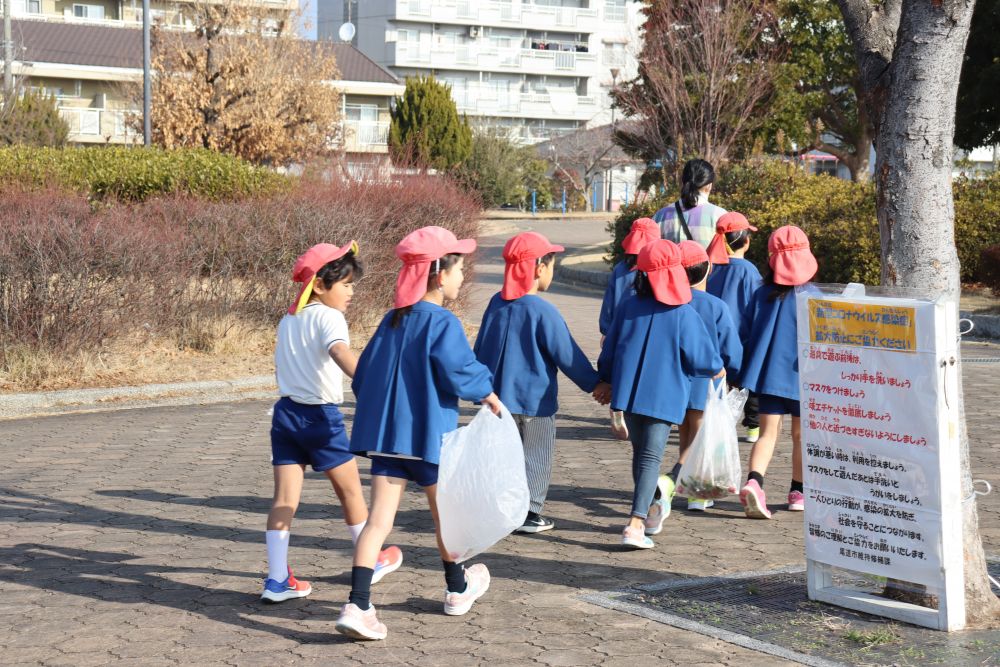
[513,414,557,514]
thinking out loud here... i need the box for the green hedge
[0,146,290,201]
[610,162,1000,285]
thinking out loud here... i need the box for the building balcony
[396,43,598,78]
[396,0,600,33]
[59,107,140,144]
[448,83,599,121]
[341,119,391,153]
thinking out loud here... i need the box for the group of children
[261,209,817,639]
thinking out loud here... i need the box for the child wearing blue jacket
[671,241,743,512]
[706,212,763,443]
[598,240,724,549]
[738,225,818,520]
[475,232,610,534]
[599,217,660,341]
[335,227,501,641]
[601,218,660,441]
[263,242,401,604]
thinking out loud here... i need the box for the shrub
[0,91,70,148]
[981,244,1000,296]
[0,175,481,380]
[610,163,1000,286]
[0,146,289,201]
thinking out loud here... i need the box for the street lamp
[607,67,621,212]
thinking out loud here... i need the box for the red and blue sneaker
[371,546,403,585]
[261,567,312,603]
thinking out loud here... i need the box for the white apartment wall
[337,0,642,142]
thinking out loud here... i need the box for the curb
[555,248,611,293]
[0,376,276,421]
[962,311,1000,340]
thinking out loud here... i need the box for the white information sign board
[796,284,965,631]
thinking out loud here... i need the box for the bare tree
[138,1,340,165]
[612,0,784,187]
[539,125,636,212]
[837,0,999,626]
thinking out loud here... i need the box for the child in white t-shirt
[262,242,402,603]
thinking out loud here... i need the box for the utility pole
[3,0,13,98]
[142,0,151,146]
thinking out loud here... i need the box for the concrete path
[1,217,998,666]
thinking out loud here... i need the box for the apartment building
[2,7,403,153]
[8,0,295,29]
[319,0,642,144]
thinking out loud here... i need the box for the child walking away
[335,227,502,641]
[474,232,610,534]
[600,218,660,340]
[674,241,743,512]
[706,212,763,444]
[264,243,402,603]
[738,226,818,519]
[597,240,724,549]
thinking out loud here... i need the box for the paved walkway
[2,218,999,666]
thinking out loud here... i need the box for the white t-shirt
[274,303,349,405]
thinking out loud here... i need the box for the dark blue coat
[687,290,743,410]
[474,293,598,417]
[706,258,762,341]
[598,295,723,425]
[599,260,636,335]
[350,301,494,464]
[739,284,800,401]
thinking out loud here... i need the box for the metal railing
[58,107,141,142]
[341,120,390,149]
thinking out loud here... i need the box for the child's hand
[713,368,727,381]
[481,392,502,416]
[593,382,612,405]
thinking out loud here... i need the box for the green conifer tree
[389,75,472,171]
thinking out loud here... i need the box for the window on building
[811,159,838,176]
[73,4,106,19]
[605,0,626,22]
[603,42,626,67]
[13,0,42,14]
[345,104,379,122]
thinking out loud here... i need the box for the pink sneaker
[443,563,490,616]
[335,603,387,640]
[740,480,772,519]
[787,490,805,511]
[371,546,403,585]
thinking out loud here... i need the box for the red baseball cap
[635,240,692,306]
[622,217,660,255]
[768,225,818,286]
[288,241,359,315]
[707,212,757,265]
[501,232,564,300]
[394,226,477,308]
[678,240,709,268]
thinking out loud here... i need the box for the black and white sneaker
[514,512,555,534]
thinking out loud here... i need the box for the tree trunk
[840,0,1000,627]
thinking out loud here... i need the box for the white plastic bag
[437,403,529,563]
[675,381,748,500]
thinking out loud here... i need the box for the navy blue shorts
[370,456,439,487]
[757,393,801,417]
[270,397,354,472]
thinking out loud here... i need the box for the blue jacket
[706,258,762,341]
[687,290,743,410]
[350,301,494,464]
[598,295,723,425]
[474,293,598,417]
[599,260,636,335]
[740,284,800,400]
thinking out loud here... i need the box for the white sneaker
[335,603,387,641]
[644,499,668,535]
[443,563,490,616]
[687,498,714,511]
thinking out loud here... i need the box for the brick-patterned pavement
[1,218,998,666]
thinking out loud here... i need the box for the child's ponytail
[679,159,715,210]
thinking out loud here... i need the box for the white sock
[266,530,290,582]
[348,521,366,546]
